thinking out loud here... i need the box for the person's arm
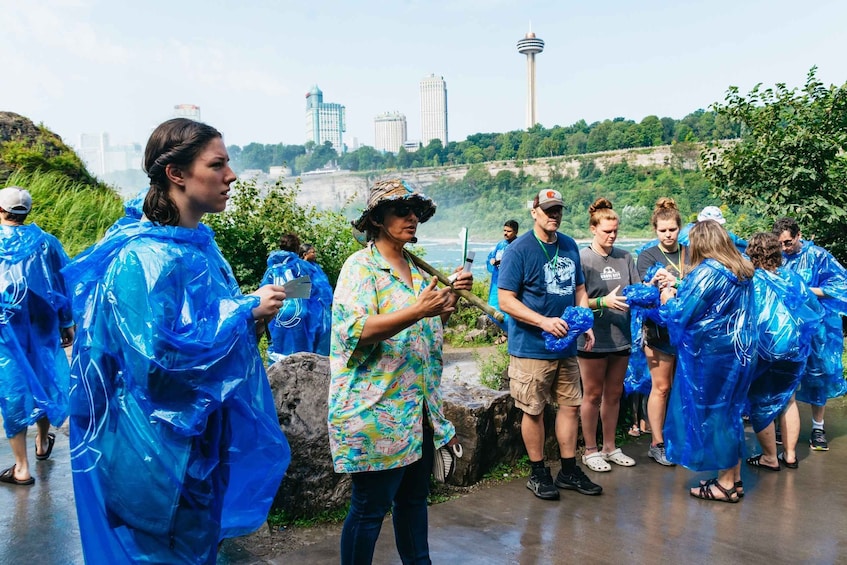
[575,283,595,351]
[359,278,460,345]
[498,288,570,337]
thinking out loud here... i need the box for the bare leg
[35,417,51,457]
[8,430,31,482]
[780,397,800,464]
[555,405,579,459]
[521,412,546,462]
[599,355,628,453]
[645,346,674,446]
[754,423,779,467]
[577,356,606,452]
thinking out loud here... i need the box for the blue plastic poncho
[543,306,593,352]
[0,224,72,438]
[486,239,511,330]
[623,264,665,396]
[745,268,822,432]
[661,259,757,471]
[261,250,332,361]
[783,241,847,405]
[63,207,290,564]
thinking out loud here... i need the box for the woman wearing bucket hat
[328,178,472,564]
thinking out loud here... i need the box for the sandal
[0,465,35,486]
[627,425,642,438]
[603,448,636,467]
[699,478,744,497]
[35,432,55,461]
[778,452,799,469]
[690,478,739,503]
[746,454,780,472]
[582,450,611,472]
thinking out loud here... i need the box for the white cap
[697,206,725,224]
[0,186,32,214]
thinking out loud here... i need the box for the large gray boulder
[267,353,350,520]
[267,352,554,518]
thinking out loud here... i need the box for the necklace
[590,243,611,261]
[533,231,559,268]
[658,245,684,277]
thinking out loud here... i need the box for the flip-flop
[627,425,642,438]
[36,432,55,461]
[778,452,799,469]
[746,454,780,472]
[0,465,35,486]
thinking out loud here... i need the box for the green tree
[701,67,847,260]
[205,177,358,289]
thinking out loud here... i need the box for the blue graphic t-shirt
[498,229,584,359]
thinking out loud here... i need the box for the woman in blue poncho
[64,119,291,564]
[659,220,756,503]
[745,232,821,472]
[261,234,332,361]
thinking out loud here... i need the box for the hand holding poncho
[543,306,594,352]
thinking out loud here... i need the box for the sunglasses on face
[390,202,424,218]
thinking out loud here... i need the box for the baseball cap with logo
[0,186,33,214]
[535,189,563,211]
[697,206,726,224]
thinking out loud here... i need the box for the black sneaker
[810,428,829,451]
[526,467,560,500]
[554,466,603,495]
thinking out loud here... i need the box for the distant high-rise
[305,85,346,152]
[374,112,407,153]
[173,104,201,121]
[420,74,448,147]
[78,133,109,176]
[517,30,544,128]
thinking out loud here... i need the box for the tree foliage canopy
[702,67,847,260]
[204,177,359,290]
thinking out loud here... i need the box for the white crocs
[603,448,636,467]
[582,450,611,472]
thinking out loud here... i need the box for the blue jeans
[340,427,434,565]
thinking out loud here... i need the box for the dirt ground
[218,481,489,561]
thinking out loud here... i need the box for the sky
[4,0,847,151]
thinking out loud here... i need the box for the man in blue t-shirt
[498,189,601,501]
[486,219,519,333]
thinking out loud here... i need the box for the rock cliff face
[0,111,96,185]
[294,146,677,212]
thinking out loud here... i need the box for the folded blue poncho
[63,204,290,564]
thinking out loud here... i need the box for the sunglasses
[390,202,425,218]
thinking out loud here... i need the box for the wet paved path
[3,400,847,564]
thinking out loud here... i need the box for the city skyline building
[517,30,545,128]
[173,104,201,121]
[373,112,407,153]
[305,85,346,152]
[419,74,448,147]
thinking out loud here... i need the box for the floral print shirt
[328,243,455,473]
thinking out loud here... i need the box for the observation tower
[516,30,545,128]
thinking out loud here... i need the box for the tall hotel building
[374,112,407,153]
[173,104,201,121]
[305,85,346,151]
[420,74,448,146]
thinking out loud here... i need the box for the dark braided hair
[143,118,222,226]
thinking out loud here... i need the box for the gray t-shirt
[578,245,639,352]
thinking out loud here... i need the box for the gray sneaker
[526,467,560,500]
[648,443,675,466]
